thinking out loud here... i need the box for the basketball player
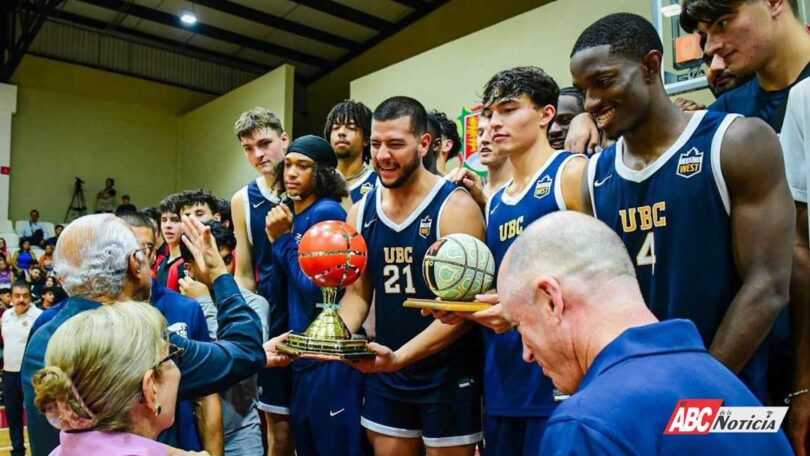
[230,107,293,455]
[431,110,462,175]
[264,135,365,456]
[432,67,587,455]
[571,13,795,403]
[477,115,511,198]
[422,113,444,175]
[549,87,586,151]
[324,100,378,207]
[178,189,225,223]
[337,96,486,455]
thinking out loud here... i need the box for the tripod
[64,178,87,222]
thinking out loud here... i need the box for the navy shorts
[290,361,366,456]
[257,366,291,415]
[361,385,482,447]
[483,415,548,455]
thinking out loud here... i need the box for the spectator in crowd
[155,195,186,292]
[140,207,165,260]
[38,244,55,274]
[26,266,45,299]
[39,287,55,310]
[0,258,14,289]
[12,239,37,274]
[20,209,46,247]
[32,301,183,454]
[0,237,8,258]
[95,178,117,213]
[22,213,266,456]
[216,197,233,230]
[114,195,137,216]
[45,225,63,248]
[179,220,269,455]
[431,110,462,175]
[0,288,10,309]
[3,282,42,456]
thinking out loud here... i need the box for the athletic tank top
[589,110,767,400]
[358,178,481,402]
[348,168,378,203]
[484,150,578,417]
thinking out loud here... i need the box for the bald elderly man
[21,214,268,456]
[499,212,792,455]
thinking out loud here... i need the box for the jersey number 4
[636,232,656,274]
[383,264,417,294]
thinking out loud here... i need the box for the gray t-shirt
[196,287,270,455]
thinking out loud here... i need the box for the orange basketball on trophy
[298,220,368,288]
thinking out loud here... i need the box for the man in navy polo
[499,211,793,454]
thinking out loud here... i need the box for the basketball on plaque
[403,233,496,312]
[276,220,376,360]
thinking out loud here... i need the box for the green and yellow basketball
[422,233,495,301]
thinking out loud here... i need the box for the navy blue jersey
[348,168,378,203]
[484,150,578,417]
[589,110,768,400]
[243,178,286,337]
[358,179,481,402]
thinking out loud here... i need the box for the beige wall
[9,56,213,223]
[176,64,294,200]
[304,0,552,135]
[351,0,652,117]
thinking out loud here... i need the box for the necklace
[344,167,367,181]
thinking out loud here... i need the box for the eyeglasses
[152,342,185,371]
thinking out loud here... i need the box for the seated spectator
[38,244,55,273]
[45,225,63,247]
[0,258,14,289]
[39,287,55,310]
[95,178,116,213]
[0,288,10,309]
[26,266,45,300]
[0,237,8,258]
[19,209,46,247]
[12,239,37,274]
[114,195,137,216]
[32,301,184,454]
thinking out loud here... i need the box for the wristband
[784,388,810,405]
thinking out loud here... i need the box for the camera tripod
[64,178,87,222]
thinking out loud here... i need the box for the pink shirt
[50,430,170,456]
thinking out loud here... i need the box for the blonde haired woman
[33,301,206,455]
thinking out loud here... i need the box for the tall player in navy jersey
[230,107,293,455]
[337,96,486,455]
[324,100,378,208]
[437,67,587,455]
[264,135,366,456]
[571,13,795,402]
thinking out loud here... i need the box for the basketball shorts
[290,362,366,456]
[361,384,483,447]
[257,366,291,415]
[483,415,548,455]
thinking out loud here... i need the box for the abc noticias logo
[665,399,788,434]
[664,399,788,435]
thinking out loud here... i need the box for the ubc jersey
[243,177,286,337]
[485,150,579,417]
[348,168,378,203]
[358,179,481,402]
[589,110,768,400]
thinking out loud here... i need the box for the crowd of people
[1,2,809,455]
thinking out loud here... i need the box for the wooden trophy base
[403,298,493,312]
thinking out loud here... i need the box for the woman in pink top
[32,301,203,455]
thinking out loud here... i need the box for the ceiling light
[661,4,682,17]
[180,9,197,25]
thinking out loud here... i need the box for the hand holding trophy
[276,220,376,360]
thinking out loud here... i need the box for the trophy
[277,220,376,360]
[403,233,496,312]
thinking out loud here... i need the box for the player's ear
[767,0,787,18]
[418,133,431,158]
[538,104,557,129]
[640,50,663,83]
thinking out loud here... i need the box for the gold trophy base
[277,305,376,361]
[403,298,493,312]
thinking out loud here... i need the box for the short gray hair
[234,107,284,140]
[53,214,139,298]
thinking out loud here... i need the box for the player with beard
[230,107,293,455]
[264,135,366,456]
[337,96,486,455]
[572,13,794,403]
[324,100,378,208]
